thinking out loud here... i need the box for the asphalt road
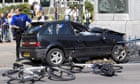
[0,63,140,84]
[1,41,140,84]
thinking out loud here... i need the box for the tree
[85,0,94,13]
[84,0,94,21]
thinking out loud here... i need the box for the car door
[71,22,103,57]
[81,33,103,56]
[89,27,115,55]
[38,23,57,48]
[53,22,88,58]
[52,21,86,58]
[54,22,76,50]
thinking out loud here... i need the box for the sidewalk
[0,41,36,68]
[0,41,16,68]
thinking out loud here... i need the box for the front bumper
[20,48,46,60]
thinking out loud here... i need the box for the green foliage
[85,1,94,13]
[84,1,94,21]
[16,4,31,15]
[0,3,31,16]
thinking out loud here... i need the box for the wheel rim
[50,51,63,65]
[113,47,127,61]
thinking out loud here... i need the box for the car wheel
[46,48,65,66]
[112,45,128,63]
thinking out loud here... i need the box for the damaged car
[20,20,128,66]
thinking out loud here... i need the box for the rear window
[26,26,42,34]
[25,22,44,34]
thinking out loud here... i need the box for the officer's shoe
[16,58,21,62]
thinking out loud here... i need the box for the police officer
[11,8,31,61]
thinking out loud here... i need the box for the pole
[54,0,58,20]
[83,0,85,14]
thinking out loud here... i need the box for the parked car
[20,20,128,66]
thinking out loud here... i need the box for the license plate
[24,52,30,57]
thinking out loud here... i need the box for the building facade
[93,0,140,39]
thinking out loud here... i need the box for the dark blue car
[20,20,128,66]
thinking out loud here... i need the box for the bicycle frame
[23,66,45,75]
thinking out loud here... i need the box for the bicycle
[60,62,123,76]
[2,63,75,84]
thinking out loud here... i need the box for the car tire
[46,48,65,66]
[112,45,129,63]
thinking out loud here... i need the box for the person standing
[64,6,72,21]
[11,8,31,61]
[30,3,35,19]
[72,7,79,22]
[7,9,15,42]
[37,12,48,22]
[0,13,9,42]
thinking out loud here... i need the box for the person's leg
[8,26,13,42]
[0,28,2,42]
[3,25,8,41]
[5,25,9,42]
[15,32,22,61]
[1,25,4,42]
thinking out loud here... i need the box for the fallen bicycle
[59,62,123,76]
[2,62,123,83]
[2,63,75,83]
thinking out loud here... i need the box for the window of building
[24,0,28,2]
[40,0,50,7]
[5,0,13,3]
[0,0,2,3]
[15,0,22,3]
[98,0,128,13]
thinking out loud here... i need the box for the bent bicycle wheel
[48,67,76,81]
[2,69,23,84]
[7,79,33,84]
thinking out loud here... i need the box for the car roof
[45,20,80,24]
[31,20,88,31]
[31,20,83,25]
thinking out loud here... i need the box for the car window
[54,23,72,35]
[71,22,88,36]
[25,22,44,34]
[26,25,42,34]
[39,22,72,35]
[40,24,55,35]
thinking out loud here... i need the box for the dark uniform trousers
[15,29,24,59]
